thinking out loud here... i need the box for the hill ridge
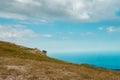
[0,41,47,56]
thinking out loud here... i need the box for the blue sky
[0,0,120,53]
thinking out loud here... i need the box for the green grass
[0,41,65,63]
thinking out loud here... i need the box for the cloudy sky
[0,0,120,53]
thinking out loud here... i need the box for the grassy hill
[0,41,120,80]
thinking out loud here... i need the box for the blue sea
[48,52,120,70]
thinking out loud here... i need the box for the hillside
[0,41,120,80]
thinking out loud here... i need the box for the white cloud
[40,34,53,38]
[98,26,120,32]
[16,0,32,3]
[81,32,94,36]
[0,25,37,39]
[106,26,120,32]
[56,32,74,36]
[15,0,41,6]
[0,0,120,22]
[107,27,115,32]
[0,24,54,40]
[0,12,27,20]
[68,32,74,35]
[98,27,104,30]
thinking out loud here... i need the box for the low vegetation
[0,41,120,80]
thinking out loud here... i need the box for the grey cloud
[0,0,120,22]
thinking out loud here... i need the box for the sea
[48,52,120,70]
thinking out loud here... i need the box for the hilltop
[0,41,120,80]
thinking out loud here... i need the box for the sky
[0,0,120,53]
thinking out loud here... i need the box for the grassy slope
[0,41,120,80]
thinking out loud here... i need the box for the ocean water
[48,52,120,70]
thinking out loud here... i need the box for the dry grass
[0,41,120,80]
[0,57,120,80]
